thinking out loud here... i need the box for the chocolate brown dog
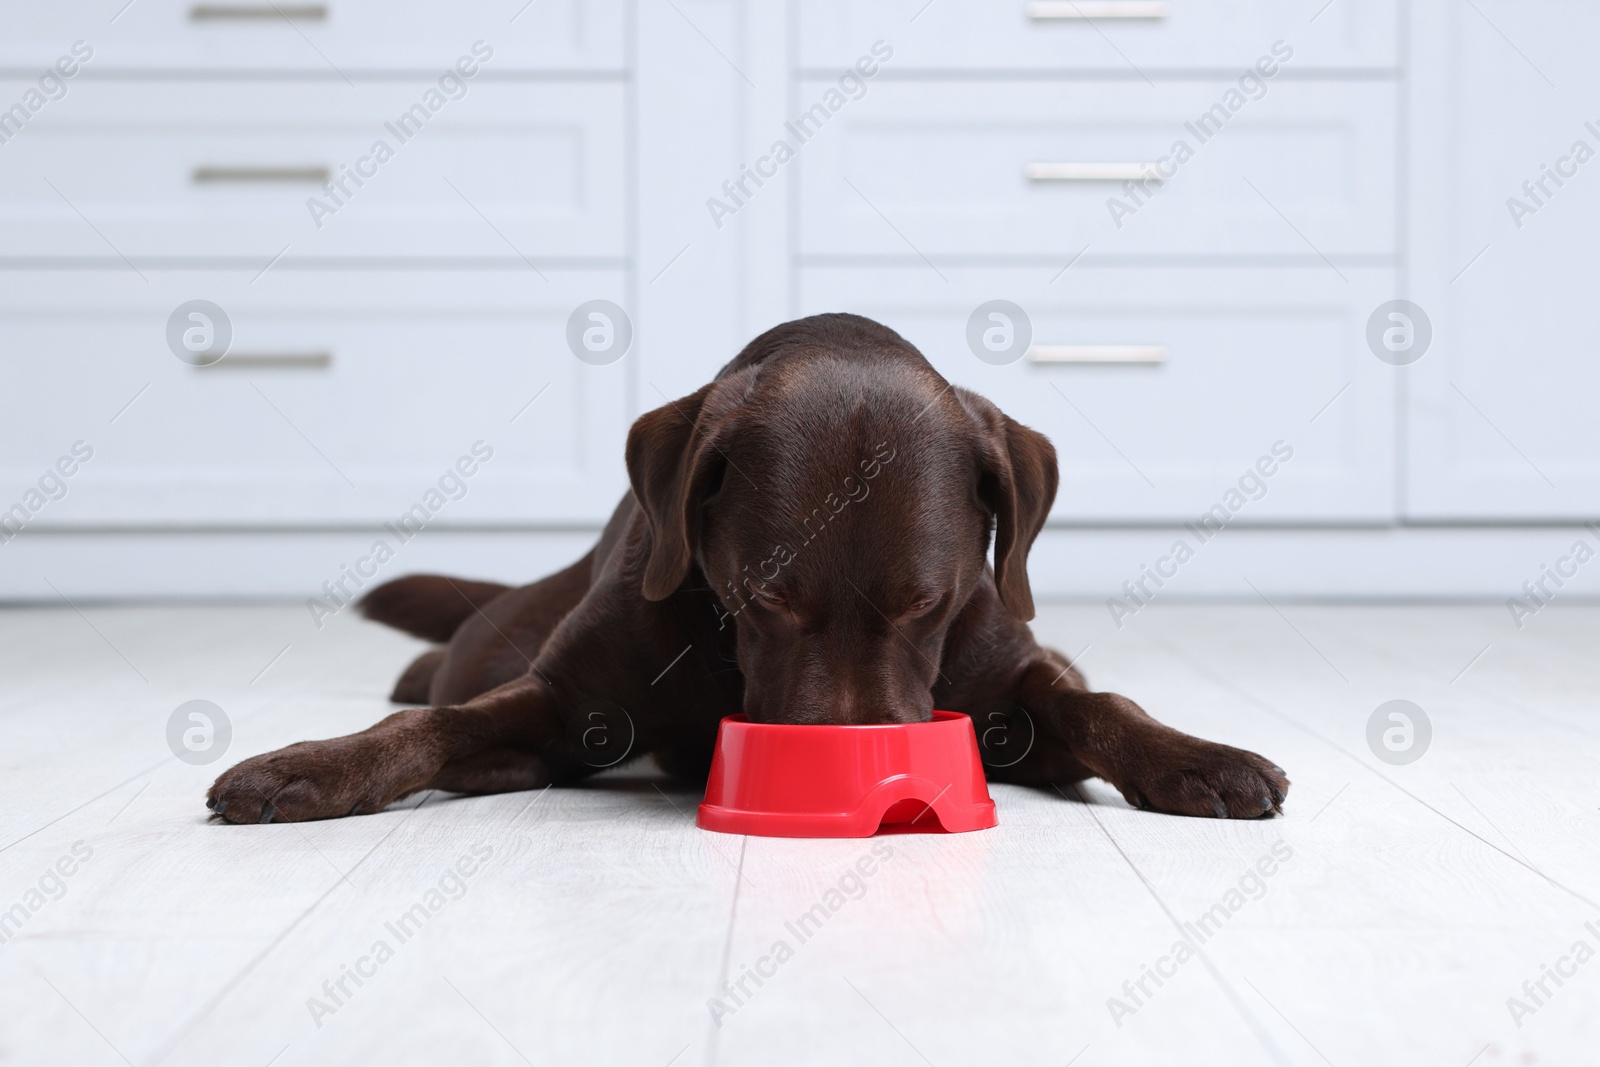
[207,314,1288,823]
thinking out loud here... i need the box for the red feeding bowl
[696,711,998,838]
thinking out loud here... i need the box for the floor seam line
[1071,786,1292,1067]
[703,835,748,1067]
[142,791,440,1066]
[1140,627,1600,913]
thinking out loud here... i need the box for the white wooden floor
[1,601,1597,1067]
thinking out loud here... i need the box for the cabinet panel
[0,0,624,72]
[801,266,1396,522]
[1406,0,1600,519]
[798,81,1396,260]
[800,0,1396,71]
[0,271,633,525]
[0,81,625,261]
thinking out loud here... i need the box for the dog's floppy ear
[958,388,1059,621]
[625,382,730,600]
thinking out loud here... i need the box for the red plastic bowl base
[697,789,996,839]
[696,711,999,839]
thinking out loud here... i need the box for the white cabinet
[800,0,1397,71]
[793,3,1398,524]
[10,1,1583,596]
[802,267,1396,522]
[798,80,1396,260]
[0,1,635,533]
[0,272,630,525]
[0,81,626,260]
[1406,0,1600,520]
[0,0,626,72]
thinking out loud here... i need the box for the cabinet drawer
[801,266,1396,522]
[0,0,624,72]
[0,81,624,261]
[0,271,633,525]
[798,80,1395,260]
[800,0,1395,71]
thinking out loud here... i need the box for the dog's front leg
[1001,655,1290,819]
[206,673,563,824]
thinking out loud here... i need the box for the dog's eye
[902,596,939,617]
[750,588,786,608]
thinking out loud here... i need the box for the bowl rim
[717,710,967,731]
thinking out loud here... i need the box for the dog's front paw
[1114,738,1289,819]
[206,736,411,824]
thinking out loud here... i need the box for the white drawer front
[798,80,1395,260]
[0,271,633,525]
[801,266,1396,523]
[0,81,624,260]
[0,0,624,71]
[801,0,1395,71]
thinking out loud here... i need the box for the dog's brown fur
[207,314,1288,824]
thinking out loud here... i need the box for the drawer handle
[194,166,331,184]
[1028,345,1167,365]
[190,4,328,20]
[1027,1,1168,18]
[1025,162,1161,182]
[196,352,334,369]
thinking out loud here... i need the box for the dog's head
[626,315,1057,725]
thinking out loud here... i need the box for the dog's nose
[833,689,863,725]
[825,687,901,725]
[759,690,925,726]
[819,689,930,726]
[770,689,882,725]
